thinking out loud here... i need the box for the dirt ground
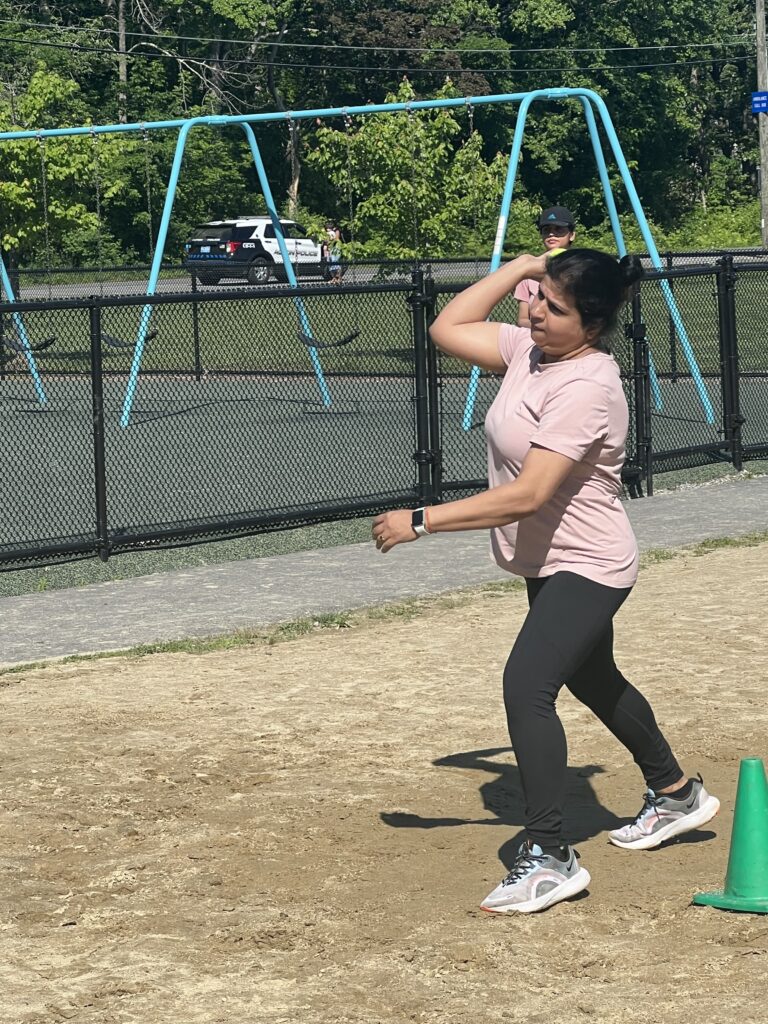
[2,543,768,1024]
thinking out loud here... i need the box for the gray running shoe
[481,841,590,914]
[609,775,720,851]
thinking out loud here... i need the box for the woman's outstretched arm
[372,447,575,553]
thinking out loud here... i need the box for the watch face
[411,508,425,529]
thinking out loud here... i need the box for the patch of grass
[689,531,768,554]
[640,531,768,568]
[652,461,768,492]
[478,579,526,594]
[638,548,682,568]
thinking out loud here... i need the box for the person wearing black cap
[515,206,576,327]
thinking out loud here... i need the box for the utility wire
[0,33,755,75]
[0,16,754,55]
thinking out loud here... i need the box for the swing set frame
[0,87,715,428]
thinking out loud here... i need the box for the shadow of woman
[380,746,628,871]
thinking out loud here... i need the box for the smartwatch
[411,507,430,537]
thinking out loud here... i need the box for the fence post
[0,297,6,384]
[89,299,110,561]
[409,268,436,505]
[715,255,745,471]
[190,269,203,381]
[627,282,653,496]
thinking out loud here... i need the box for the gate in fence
[0,257,766,571]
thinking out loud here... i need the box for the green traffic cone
[694,758,768,913]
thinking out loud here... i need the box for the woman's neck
[542,343,596,364]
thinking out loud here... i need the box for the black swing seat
[1,333,56,363]
[298,328,361,350]
[102,328,158,349]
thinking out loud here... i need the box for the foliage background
[0,0,762,264]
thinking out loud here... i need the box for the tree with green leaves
[306,80,541,257]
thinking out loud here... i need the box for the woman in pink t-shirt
[372,249,719,915]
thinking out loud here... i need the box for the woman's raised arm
[429,253,546,371]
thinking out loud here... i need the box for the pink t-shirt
[485,323,639,588]
[514,278,538,307]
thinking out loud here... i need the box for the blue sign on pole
[753,91,768,113]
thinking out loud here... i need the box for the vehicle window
[194,226,231,242]
[232,226,256,241]
[280,223,307,239]
[266,224,296,239]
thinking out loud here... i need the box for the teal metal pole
[461,91,537,431]
[0,256,47,405]
[120,121,194,427]
[586,94,715,424]
[580,96,663,412]
[0,94,543,144]
[240,123,330,406]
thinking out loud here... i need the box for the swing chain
[405,104,420,258]
[142,125,155,260]
[90,128,105,274]
[36,134,53,295]
[342,110,357,286]
[466,100,480,274]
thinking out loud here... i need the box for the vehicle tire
[197,272,220,286]
[247,258,272,285]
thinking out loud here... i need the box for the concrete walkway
[1,474,766,669]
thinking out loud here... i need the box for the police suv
[183,217,324,285]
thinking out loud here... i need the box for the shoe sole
[480,867,591,914]
[608,794,721,851]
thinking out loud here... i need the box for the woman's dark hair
[545,249,643,346]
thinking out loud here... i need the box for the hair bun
[619,254,643,288]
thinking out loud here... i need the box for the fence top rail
[9,248,768,276]
[732,259,768,272]
[0,279,417,313]
[640,264,720,281]
[432,263,721,294]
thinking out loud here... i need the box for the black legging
[503,571,682,848]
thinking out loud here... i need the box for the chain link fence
[1,255,767,570]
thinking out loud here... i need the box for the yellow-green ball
[548,247,567,258]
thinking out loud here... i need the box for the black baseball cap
[537,206,576,229]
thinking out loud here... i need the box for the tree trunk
[287,120,301,219]
[117,0,128,123]
[267,22,301,215]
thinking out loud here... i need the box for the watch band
[411,507,430,537]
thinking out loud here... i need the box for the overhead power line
[0,16,754,56]
[0,32,755,76]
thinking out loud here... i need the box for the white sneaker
[481,841,591,914]
[609,775,720,851]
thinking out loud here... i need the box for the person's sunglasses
[539,224,571,236]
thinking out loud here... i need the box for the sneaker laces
[502,843,546,886]
[631,790,662,827]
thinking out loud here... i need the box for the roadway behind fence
[1,255,766,571]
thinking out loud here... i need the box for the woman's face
[539,224,575,251]
[528,275,598,360]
